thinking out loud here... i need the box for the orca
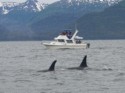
[37,60,57,72]
[67,55,88,70]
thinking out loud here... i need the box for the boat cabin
[54,29,83,44]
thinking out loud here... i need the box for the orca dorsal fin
[48,60,57,71]
[79,55,87,68]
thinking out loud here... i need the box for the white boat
[42,29,90,49]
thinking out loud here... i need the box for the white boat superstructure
[43,29,90,49]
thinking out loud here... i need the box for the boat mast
[71,25,78,39]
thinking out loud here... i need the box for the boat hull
[43,43,89,49]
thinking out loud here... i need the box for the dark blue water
[0,40,125,93]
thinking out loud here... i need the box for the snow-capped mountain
[60,0,121,6]
[0,0,45,14]
[0,0,123,40]
[0,0,121,15]
[30,0,121,38]
[60,0,120,3]
[0,1,18,14]
[17,0,44,12]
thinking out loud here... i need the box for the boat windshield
[66,40,73,43]
[58,39,65,42]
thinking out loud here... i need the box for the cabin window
[66,40,73,43]
[58,39,65,42]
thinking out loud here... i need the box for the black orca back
[79,55,87,68]
[48,60,57,71]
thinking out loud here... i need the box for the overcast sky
[0,0,59,4]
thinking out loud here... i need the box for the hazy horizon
[0,0,59,4]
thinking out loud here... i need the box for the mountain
[0,0,46,40]
[0,0,122,40]
[0,0,45,15]
[0,0,43,37]
[31,0,120,40]
[14,0,44,12]
[0,25,9,40]
[75,0,125,39]
[0,2,18,14]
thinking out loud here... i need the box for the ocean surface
[0,40,125,93]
